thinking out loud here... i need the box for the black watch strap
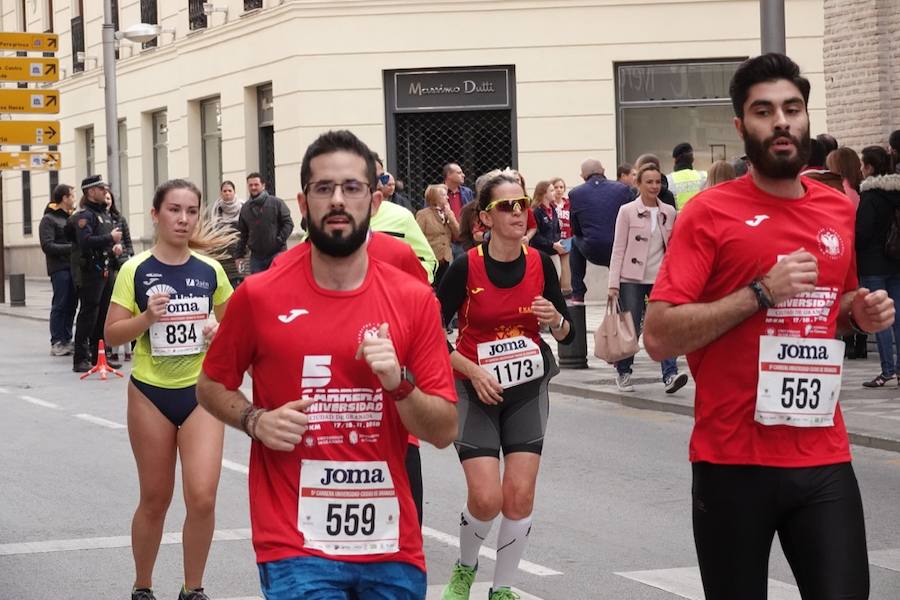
[749,280,774,310]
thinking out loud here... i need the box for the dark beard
[307,206,371,258]
[742,125,811,179]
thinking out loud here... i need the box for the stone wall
[823,0,900,149]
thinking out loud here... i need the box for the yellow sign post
[0,32,58,52]
[0,151,60,170]
[0,120,60,145]
[0,89,59,114]
[0,57,59,82]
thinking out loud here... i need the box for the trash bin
[558,303,588,369]
[9,273,26,307]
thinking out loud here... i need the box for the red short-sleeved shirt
[203,251,456,570]
[650,175,858,467]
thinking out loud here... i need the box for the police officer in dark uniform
[68,175,123,372]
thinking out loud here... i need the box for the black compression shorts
[692,461,869,600]
[454,346,558,461]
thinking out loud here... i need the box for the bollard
[8,273,26,307]
[558,302,588,369]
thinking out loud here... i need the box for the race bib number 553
[755,336,844,427]
[298,460,400,556]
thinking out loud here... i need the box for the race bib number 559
[298,460,400,556]
[755,336,844,427]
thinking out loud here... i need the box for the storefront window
[616,60,744,173]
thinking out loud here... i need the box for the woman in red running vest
[437,171,574,600]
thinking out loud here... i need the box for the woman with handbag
[437,171,574,600]
[608,163,688,393]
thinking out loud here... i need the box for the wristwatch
[384,367,416,402]
[749,279,774,310]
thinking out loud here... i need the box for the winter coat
[39,203,72,275]
[236,191,294,259]
[856,174,900,277]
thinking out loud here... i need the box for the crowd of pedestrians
[28,50,900,600]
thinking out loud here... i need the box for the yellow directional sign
[0,57,58,82]
[0,120,60,145]
[0,89,59,114]
[0,32,58,52]
[0,151,60,170]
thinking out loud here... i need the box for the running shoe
[108,359,123,370]
[615,373,634,392]
[442,562,477,600]
[73,359,92,373]
[177,587,209,600]
[664,373,689,394]
[131,589,156,600]
[488,588,520,600]
[863,373,895,388]
[50,342,70,356]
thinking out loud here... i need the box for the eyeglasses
[304,180,371,200]
[483,196,529,213]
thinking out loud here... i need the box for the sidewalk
[4,278,900,453]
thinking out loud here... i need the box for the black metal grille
[141,0,158,48]
[71,16,84,73]
[244,0,263,10]
[259,126,276,195]
[189,0,207,30]
[394,110,512,206]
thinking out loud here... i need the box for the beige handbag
[594,300,639,364]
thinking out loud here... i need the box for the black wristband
[749,279,774,310]
[848,313,869,335]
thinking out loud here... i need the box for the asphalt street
[2,314,899,599]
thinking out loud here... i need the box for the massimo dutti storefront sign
[393,67,511,112]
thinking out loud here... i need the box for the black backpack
[885,206,900,261]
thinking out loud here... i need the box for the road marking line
[427,583,542,599]
[869,548,900,572]
[222,459,250,475]
[0,528,252,556]
[20,395,59,408]
[0,387,10,393]
[615,567,800,600]
[221,459,562,576]
[75,413,126,429]
[421,526,562,577]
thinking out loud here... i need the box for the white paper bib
[149,296,209,356]
[477,335,544,389]
[298,460,400,556]
[755,335,844,427]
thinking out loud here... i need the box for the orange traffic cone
[80,340,125,381]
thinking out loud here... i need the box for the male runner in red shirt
[197,130,457,599]
[644,53,895,600]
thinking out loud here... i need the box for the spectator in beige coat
[416,184,460,288]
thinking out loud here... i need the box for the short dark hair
[616,163,633,179]
[153,179,202,212]
[246,172,264,183]
[220,180,235,191]
[807,138,826,169]
[889,130,900,153]
[861,145,891,177]
[51,183,72,204]
[300,130,377,191]
[817,133,838,155]
[729,53,810,119]
[442,163,459,180]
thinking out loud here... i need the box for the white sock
[458,506,494,568]
[493,514,533,590]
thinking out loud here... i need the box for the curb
[0,309,49,323]
[549,382,900,455]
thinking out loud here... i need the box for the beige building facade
[2,0,833,275]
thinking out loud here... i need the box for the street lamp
[102,2,169,204]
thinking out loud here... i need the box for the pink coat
[608,198,677,289]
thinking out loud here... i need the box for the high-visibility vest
[670,169,706,210]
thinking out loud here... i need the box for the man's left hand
[358,323,401,391]
[851,287,895,333]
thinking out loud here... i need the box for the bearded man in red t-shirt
[644,54,895,600]
[197,130,457,599]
